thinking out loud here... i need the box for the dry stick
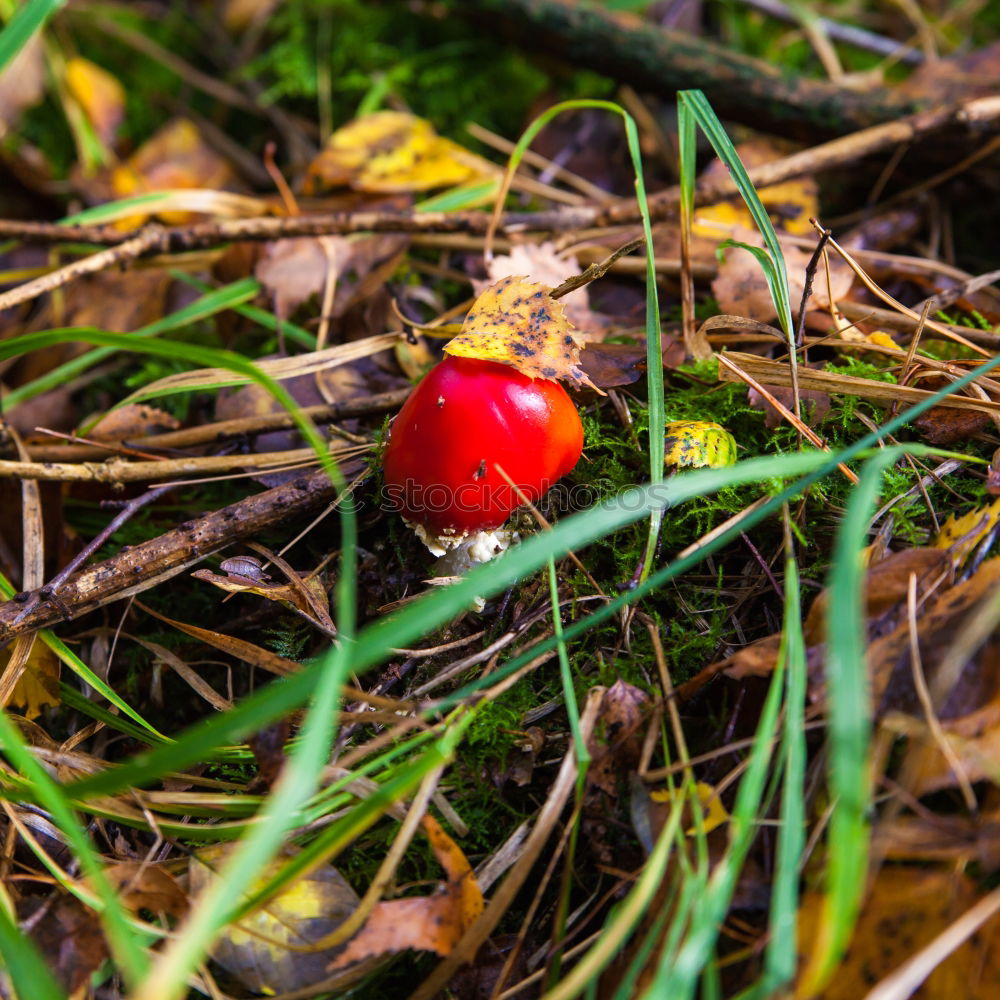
[21,390,408,463]
[835,300,1000,350]
[717,349,1000,417]
[0,228,166,314]
[0,467,342,641]
[12,486,175,629]
[716,353,859,483]
[613,95,1000,225]
[0,443,363,483]
[823,232,991,357]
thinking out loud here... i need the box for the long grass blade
[0,0,63,74]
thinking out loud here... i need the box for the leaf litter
[2,5,1000,999]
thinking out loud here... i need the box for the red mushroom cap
[382,356,583,535]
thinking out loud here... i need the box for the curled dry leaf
[445,275,599,391]
[329,814,485,973]
[191,566,334,632]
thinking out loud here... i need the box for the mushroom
[382,355,583,557]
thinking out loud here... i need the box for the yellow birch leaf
[305,111,495,194]
[64,57,125,148]
[444,275,598,390]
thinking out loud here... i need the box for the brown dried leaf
[572,336,684,391]
[104,861,188,918]
[329,815,483,970]
[866,558,1000,718]
[445,275,598,390]
[712,229,853,325]
[25,896,108,995]
[255,236,351,320]
[798,867,1000,999]
[110,118,235,226]
[3,640,60,719]
[89,404,180,441]
[804,547,951,647]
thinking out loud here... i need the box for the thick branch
[0,469,342,640]
[460,0,921,139]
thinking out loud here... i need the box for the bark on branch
[460,0,924,139]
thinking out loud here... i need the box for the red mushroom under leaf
[382,356,583,548]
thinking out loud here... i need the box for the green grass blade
[0,0,63,73]
[0,708,148,984]
[0,327,339,487]
[0,899,67,1000]
[489,98,664,581]
[800,448,902,992]
[646,614,788,996]
[2,278,261,410]
[172,272,317,349]
[677,90,793,339]
[0,574,165,739]
[548,556,588,766]
[764,518,806,989]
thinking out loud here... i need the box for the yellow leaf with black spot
[444,275,599,391]
[664,421,737,470]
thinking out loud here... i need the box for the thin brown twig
[717,353,859,483]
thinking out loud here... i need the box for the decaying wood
[0,468,344,641]
[462,0,921,139]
